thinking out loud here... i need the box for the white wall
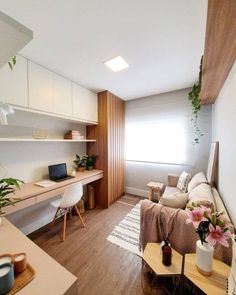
[125,88,212,197]
[0,110,86,234]
[212,61,236,226]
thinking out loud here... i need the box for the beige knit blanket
[140,200,232,265]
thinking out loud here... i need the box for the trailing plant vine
[188,56,203,144]
[8,56,16,70]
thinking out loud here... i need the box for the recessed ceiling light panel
[104,56,129,72]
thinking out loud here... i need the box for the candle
[14,254,25,262]
[0,265,10,277]
[14,253,27,274]
[0,263,14,294]
[0,256,12,265]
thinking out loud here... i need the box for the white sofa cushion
[187,172,208,192]
[160,192,189,209]
[163,186,181,196]
[177,171,191,192]
[187,183,215,209]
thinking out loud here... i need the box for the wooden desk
[4,170,103,215]
[0,218,77,294]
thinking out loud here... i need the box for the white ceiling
[0,0,207,100]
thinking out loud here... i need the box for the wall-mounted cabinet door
[72,83,98,122]
[28,61,54,113]
[53,74,72,117]
[29,61,72,116]
[0,55,28,107]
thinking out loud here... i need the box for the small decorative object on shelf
[161,239,172,266]
[186,204,232,275]
[0,178,23,223]
[64,130,84,140]
[32,128,48,139]
[73,155,87,172]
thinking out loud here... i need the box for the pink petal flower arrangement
[186,204,232,247]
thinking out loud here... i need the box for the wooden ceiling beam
[200,0,236,105]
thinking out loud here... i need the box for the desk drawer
[4,198,36,215]
[36,187,65,204]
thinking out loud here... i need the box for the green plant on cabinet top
[8,56,16,70]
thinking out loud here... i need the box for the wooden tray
[7,263,35,295]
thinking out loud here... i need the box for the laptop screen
[48,163,67,181]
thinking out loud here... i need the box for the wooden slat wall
[87,91,125,207]
[200,0,236,105]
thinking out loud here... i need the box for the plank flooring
[29,195,144,295]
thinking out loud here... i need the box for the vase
[196,240,214,275]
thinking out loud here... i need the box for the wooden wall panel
[87,91,125,208]
[200,0,236,105]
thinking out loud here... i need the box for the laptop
[48,163,74,182]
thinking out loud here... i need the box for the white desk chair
[50,182,85,241]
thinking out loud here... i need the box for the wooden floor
[29,195,144,295]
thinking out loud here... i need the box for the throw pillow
[177,171,191,192]
[187,172,208,192]
[160,192,189,209]
[186,183,215,209]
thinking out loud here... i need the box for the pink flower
[206,223,231,247]
[186,208,207,228]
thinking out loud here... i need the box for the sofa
[140,171,234,265]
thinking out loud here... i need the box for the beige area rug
[107,202,142,256]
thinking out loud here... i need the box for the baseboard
[125,186,148,198]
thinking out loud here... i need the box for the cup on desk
[0,255,14,294]
[13,253,27,274]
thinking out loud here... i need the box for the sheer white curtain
[125,95,195,166]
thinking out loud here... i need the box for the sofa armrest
[168,174,179,187]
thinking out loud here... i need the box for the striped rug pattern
[107,202,142,256]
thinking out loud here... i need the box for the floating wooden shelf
[200,0,236,105]
[0,138,96,142]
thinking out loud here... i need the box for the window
[125,98,194,166]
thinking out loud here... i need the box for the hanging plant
[188,56,203,144]
[8,56,16,70]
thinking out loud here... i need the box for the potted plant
[0,178,23,224]
[86,155,97,170]
[73,155,87,172]
[186,204,232,275]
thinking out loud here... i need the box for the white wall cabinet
[0,57,97,124]
[0,55,28,107]
[72,83,98,122]
[53,74,72,116]
[28,62,72,116]
[28,61,54,113]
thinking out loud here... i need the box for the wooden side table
[183,254,230,295]
[142,243,183,295]
[146,182,165,202]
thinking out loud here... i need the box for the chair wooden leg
[61,209,68,242]
[51,207,60,228]
[75,205,85,227]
